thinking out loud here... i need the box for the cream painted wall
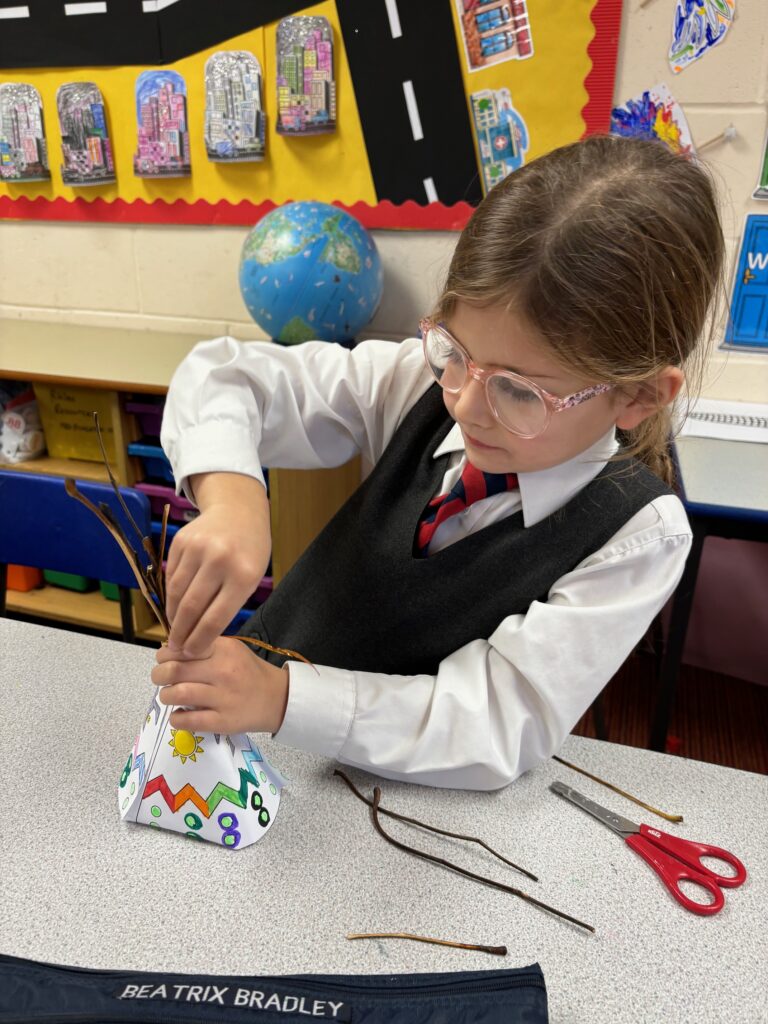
[1,1,767,399]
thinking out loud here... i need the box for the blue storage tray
[127,442,175,485]
[224,607,252,635]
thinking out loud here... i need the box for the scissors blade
[550,781,639,838]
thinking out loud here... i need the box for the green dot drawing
[122,797,128,809]
[251,791,263,809]
[149,822,160,829]
[130,782,135,795]
[220,815,234,829]
[119,755,132,788]
[223,833,236,846]
[269,784,277,795]
[258,808,270,826]
[186,831,204,841]
[259,771,267,782]
[184,812,203,830]
[150,805,162,818]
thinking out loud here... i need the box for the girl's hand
[152,638,289,735]
[165,473,271,657]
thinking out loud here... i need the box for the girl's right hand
[164,473,271,657]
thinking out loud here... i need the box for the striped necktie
[417,461,519,556]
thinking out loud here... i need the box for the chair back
[0,471,153,588]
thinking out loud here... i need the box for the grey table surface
[674,435,768,512]
[1,619,766,1023]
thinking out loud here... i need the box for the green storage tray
[43,569,96,592]
[99,580,120,602]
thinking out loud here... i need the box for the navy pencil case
[0,952,548,1023]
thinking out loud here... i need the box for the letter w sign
[726,215,768,349]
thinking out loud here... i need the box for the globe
[239,201,384,344]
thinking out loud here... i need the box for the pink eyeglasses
[420,318,614,439]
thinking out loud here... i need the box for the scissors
[550,781,747,916]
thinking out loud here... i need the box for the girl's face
[441,302,630,474]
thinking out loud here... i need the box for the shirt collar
[433,422,619,527]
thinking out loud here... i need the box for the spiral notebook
[679,398,768,444]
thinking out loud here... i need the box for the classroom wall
[1,2,767,402]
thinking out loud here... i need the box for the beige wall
[1,2,767,399]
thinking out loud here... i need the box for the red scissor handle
[625,826,747,917]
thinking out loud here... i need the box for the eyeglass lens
[424,326,548,436]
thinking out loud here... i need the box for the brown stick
[346,782,593,933]
[346,933,507,956]
[334,769,537,881]
[551,756,684,823]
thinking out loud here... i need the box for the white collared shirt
[162,336,692,790]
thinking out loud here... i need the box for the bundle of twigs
[65,412,310,666]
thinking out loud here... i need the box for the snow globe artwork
[133,69,191,178]
[0,82,50,182]
[56,82,115,186]
[276,15,336,135]
[204,51,266,162]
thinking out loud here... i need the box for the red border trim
[582,0,623,137]
[0,194,477,230]
[0,2,622,230]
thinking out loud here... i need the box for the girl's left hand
[151,638,289,735]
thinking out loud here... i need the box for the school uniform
[162,336,692,790]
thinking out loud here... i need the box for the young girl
[153,135,724,790]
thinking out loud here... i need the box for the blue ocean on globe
[239,201,384,344]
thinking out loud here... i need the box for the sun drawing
[169,729,204,764]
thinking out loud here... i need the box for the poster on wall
[0,0,622,230]
[56,82,115,186]
[0,83,50,182]
[723,215,768,352]
[753,130,768,201]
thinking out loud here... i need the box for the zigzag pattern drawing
[142,766,260,819]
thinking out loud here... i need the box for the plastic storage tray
[124,399,164,438]
[134,482,197,523]
[127,442,175,485]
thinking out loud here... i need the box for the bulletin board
[0,0,622,230]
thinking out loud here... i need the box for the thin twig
[354,784,593,933]
[347,933,507,956]
[551,756,683,823]
[94,412,152,557]
[156,502,170,605]
[65,479,169,634]
[334,769,536,881]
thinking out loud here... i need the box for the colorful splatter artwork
[669,0,735,74]
[610,83,695,159]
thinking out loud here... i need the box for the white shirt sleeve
[274,494,692,790]
[160,335,432,499]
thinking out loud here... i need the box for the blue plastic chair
[0,470,153,643]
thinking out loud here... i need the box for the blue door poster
[724,215,768,350]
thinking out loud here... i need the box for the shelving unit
[1,319,361,643]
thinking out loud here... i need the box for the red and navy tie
[417,461,519,556]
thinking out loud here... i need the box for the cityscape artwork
[56,82,115,186]
[0,82,50,182]
[133,69,191,178]
[204,51,266,162]
[276,15,336,135]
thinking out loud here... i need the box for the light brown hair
[436,134,725,484]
